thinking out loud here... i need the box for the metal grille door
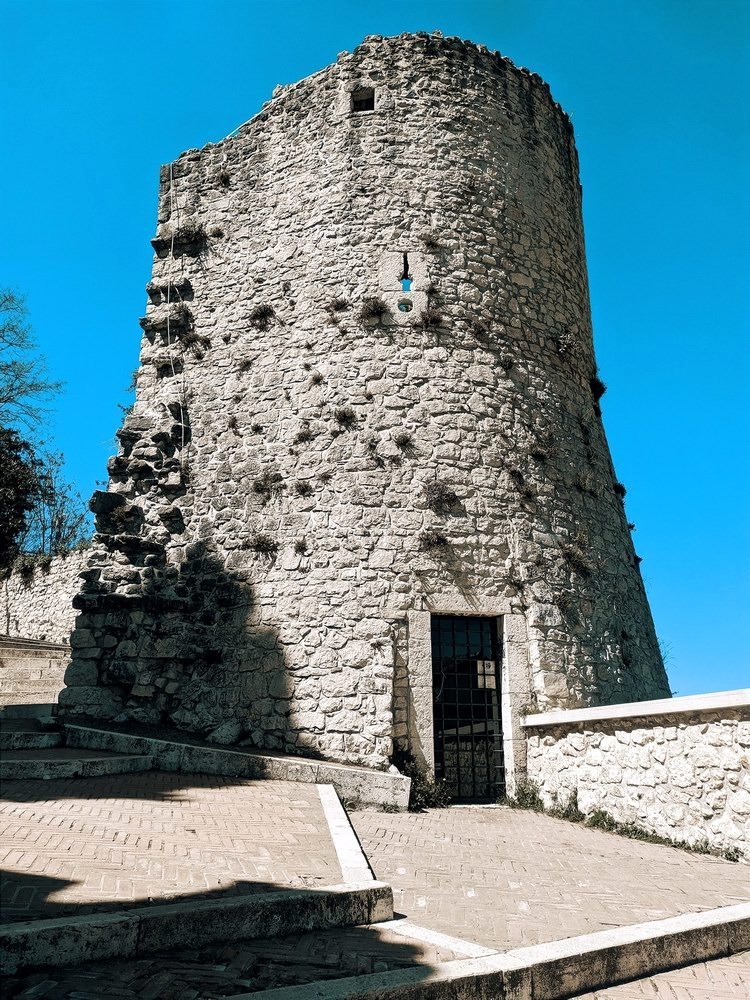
[431,615,505,801]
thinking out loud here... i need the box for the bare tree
[18,449,91,557]
[0,289,62,428]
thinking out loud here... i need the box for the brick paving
[4,921,470,998]
[0,773,340,921]
[3,798,749,997]
[351,805,749,950]
[574,950,750,998]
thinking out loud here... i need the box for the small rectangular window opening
[352,88,375,112]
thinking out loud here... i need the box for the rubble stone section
[59,31,670,769]
[2,551,85,644]
[525,694,750,859]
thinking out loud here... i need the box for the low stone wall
[524,690,750,860]
[2,551,87,644]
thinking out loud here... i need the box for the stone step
[0,718,45,731]
[0,882,393,975]
[0,702,57,720]
[0,662,69,675]
[0,676,67,689]
[63,723,411,811]
[0,640,69,718]
[0,649,71,662]
[3,918,477,996]
[0,747,153,780]
[0,729,62,750]
[224,903,750,1000]
[0,635,70,648]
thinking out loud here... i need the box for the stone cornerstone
[58,32,670,775]
[524,691,750,859]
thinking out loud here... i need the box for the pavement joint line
[378,917,498,958]
[0,880,394,975]
[225,901,750,999]
[317,784,375,885]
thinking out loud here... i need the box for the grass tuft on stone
[334,406,357,430]
[247,533,279,555]
[249,304,275,331]
[358,296,388,323]
[507,780,741,863]
[391,749,452,812]
[424,481,458,514]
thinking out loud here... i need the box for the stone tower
[60,32,670,798]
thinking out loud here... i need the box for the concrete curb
[317,784,375,884]
[228,902,750,999]
[62,723,410,810]
[0,881,394,975]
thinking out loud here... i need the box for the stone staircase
[0,717,154,780]
[0,635,71,719]
[0,637,154,779]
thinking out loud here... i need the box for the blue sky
[1,0,747,695]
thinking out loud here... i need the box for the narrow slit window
[400,252,412,291]
[351,87,375,112]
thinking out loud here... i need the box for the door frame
[405,605,532,797]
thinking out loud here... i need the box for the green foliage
[391,749,452,811]
[293,424,315,444]
[590,374,607,401]
[562,542,593,577]
[327,297,350,315]
[508,777,545,811]
[5,445,90,561]
[176,220,208,248]
[0,428,38,569]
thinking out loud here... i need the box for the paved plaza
[351,805,749,950]
[0,773,341,921]
[2,792,748,997]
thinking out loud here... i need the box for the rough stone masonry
[58,32,671,773]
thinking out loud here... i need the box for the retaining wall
[524,690,750,859]
[2,552,86,644]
